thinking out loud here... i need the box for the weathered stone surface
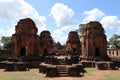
[95,61,118,70]
[12,18,40,56]
[39,30,56,54]
[81,61,95,67]
[107,49,120,59]
[81,21,108,60]
[0,50,12,60]
[55,42,63,50]
[5,62,29,71]
[12,18,56,57]
[46,65,58,77]
[39,63,48,73]
[65,31,81,55]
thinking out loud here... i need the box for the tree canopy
[108,34,120,49]
[0,36,12,50]
[76,24,86,37]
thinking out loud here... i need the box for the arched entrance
[20,47,26,56]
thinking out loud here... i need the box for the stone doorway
[73,48,76,52]
[20,47,26,56]
[44,48,48,53]
[95,48,100,56]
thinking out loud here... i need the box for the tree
[107,41,110,48]
[0,36,12,50]
[76,24,86,37]
[0,45,2,50]
[108,34,120,49]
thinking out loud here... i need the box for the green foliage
[1,36,11,43]
[76,24,86,37]
[1,75,15,80]
[0,69,34,80]
[108,34,120,49]
[84,68,97,76]
[0,36,12,50]
[107,41,110,48]
[0,45,2,50]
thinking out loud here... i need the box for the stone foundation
[95,61,118,70]
[5,62,29,71]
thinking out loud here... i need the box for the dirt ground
[0,68,120,80]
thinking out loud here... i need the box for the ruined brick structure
[12,18,56,57]
[81,21,107,60]
[107,49,120,60]
[39,30,56,54]
[12,18,40,56]
[12,18,108,61]
[65,31,81,54]
[39,31,84,77]
[2,18,119,74]
[0,50,12,60]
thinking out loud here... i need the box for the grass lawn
[0,68,120,80]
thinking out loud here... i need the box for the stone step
[58,69,67,72]
[58,70,67,77]
[57,66,66,70]
[58,60,66,65]
[57,66,68,77]
[58,70,66,72]
[58,71,67,74]
[57,67,66,69]
[59,73,68,77]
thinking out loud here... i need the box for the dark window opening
[95,48,99,56]
[20,47,26,56]
[116,52,118,56]
[73,48,76,52]
[43,48,48,56]
[44,48,48,53]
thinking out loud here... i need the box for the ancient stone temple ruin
[81,21,108,60]
[39,31,84,77]
[0,18,119,77]
[12,18,40,57]
[65,31,81,54]
[39,30,56,54]
[12,18,56,57]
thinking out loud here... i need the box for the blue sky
[0,0,120,44]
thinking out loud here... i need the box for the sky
[0,0,120,44]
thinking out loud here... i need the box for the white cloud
[0,0,47,36]
[101,16,120,29]
[50,3,75,27]
[6,27,15,36]
[83,8,105,23]
[52,28,67,44]
[82,8,120,40]
[82,8,120,30]
[50,3,80,44]
[52,23,79,44]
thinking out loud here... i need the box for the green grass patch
[21,69,35,76]
[104,74,120,80]
[84,68,97,76]
[0,69,36,80]
[0,75,15,80]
